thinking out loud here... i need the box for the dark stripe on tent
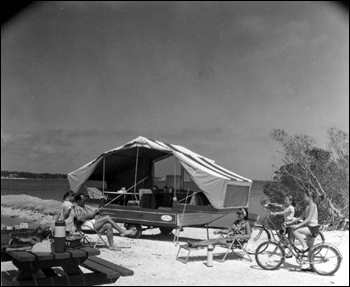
[147,138,171,150]
[165,143,234,179]
[164,142,246,181]
[123,142,135,148]
[200,157,246,181]
[162,142,236,180]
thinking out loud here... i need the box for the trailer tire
[125,224,142,238]
[159,227,173,235]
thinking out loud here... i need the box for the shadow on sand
[176,251,250,264]
[250,261,328,277]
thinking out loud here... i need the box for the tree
[263,128,349,229]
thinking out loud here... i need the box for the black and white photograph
[1,1,349,286]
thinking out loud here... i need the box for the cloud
[2,131,72,155]
[56,1,183,13]
[166,126,226,140]
[1,130,76,172]
[1,131,13,146]
[66,128,137,139]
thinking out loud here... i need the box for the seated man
[73,193,136,251]
[187,208,251,248]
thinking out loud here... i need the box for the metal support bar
[134,147,139,201]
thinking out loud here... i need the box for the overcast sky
[1,1,349,180]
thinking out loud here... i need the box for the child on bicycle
[267,195,295,239]
[266,195,295,258]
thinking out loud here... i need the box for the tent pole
[134,146,139,201]
[174,187,190,245]
[102,157,105,196]
[173,156,176,198]
[180,164,184,190]
[99,177,147,210]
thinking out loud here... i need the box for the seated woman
[57,190,75,235]
[187,208,251,248]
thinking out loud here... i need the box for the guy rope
[97,177,148,211]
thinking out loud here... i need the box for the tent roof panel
[67,136,253,210]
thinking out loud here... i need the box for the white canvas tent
[67,136,252,210]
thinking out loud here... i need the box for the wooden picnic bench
[1,246,134,286]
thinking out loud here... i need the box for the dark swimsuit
[226,220,247,243]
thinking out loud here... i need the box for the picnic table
[1,246,134,286]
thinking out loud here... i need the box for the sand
[1,205,349,286]
[1,206,57,227]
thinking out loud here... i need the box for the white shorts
[81,219,96,230]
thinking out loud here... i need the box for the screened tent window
[223,184,249,207]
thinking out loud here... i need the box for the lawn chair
[176,213,259,264]
[218,213,259,262]
[73,217,108,248]
[176,244,207,264]
[70,206,106,248]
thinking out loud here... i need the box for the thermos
[54,220,66,253]
[207,244,214,267]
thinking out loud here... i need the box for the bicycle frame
[258,205,286,241]
[255,228,343,275]
[255,202,342,275]
[270,226,335,266]
[275,229,306,261]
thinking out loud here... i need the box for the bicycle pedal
[297,255,308,261]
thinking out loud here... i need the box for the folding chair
[73,217,108,248]
[176,213,259,264]
[218,213,259,262]
[176,244,207,264]
[76,223,108,248]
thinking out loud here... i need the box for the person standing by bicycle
[287,190,319,272]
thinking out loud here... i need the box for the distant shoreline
[1,177,66,180]
[1,170,67,180]
[1,177,40,180]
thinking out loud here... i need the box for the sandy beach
[1,204,349,286]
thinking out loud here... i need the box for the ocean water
[1,178,267,217]
[1,178,70,201]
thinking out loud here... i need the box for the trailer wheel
[159,227,173,235]
[125,224,142,239]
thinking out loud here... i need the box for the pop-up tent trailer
[68,136,253,237]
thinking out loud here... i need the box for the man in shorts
[73,193,136,251]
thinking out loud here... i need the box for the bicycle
[245,204,325,254]
[254,223,342,275]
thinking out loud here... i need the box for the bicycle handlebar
[260,203,272,214]
[260,202,301,231]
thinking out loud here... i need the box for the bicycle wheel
[310,243,342,276]
[255,241,284,270]
[246,226,270,254]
